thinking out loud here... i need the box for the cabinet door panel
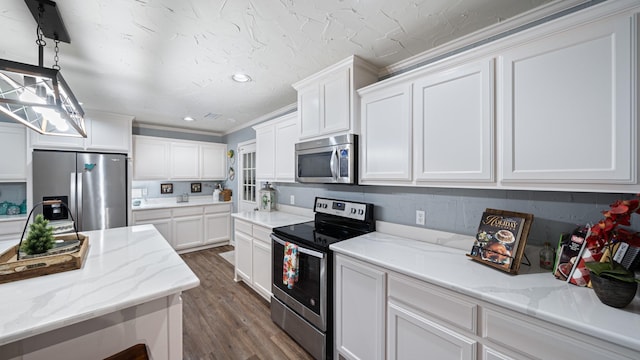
[86,111,132,152]
[171,143,200,179]
[388,302,476,360]
[0,124,27,181]
[500,16,633,183]
[322,67,350,134]
[274,117,298,182]
[414,59,494,181]
[255,125,276,180]
[234,231,253,283]
[335,254,386,360]
[252,239,272,301]
[173,215,203,250]
[360,83,412,181]
[133,218,172,246]
[201,143,226,180]
[204,213,230,245]
[133,137,168,180]
[299,85,321,138]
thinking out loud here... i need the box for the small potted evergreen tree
[20,214,55,257]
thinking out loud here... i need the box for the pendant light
[0,0,86,138]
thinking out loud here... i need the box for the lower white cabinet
[0,219,27,242]
[335,252,639,360]
[233,219,273,301]
[132,203,231,252]
[334,254,386,360]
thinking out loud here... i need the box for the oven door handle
[272,235,325,259]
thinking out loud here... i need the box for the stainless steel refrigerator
[32,149,128,231]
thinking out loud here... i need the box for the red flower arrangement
[586,196,640,283]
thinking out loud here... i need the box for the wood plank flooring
[181,246,315,360]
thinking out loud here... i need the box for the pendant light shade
[0,0,86,138]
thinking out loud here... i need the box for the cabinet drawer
[388,273,477,333]
[172,206,203,217]
[482,307,633,360]
[204,204,231,214]
[0,220,26,236]
[235,219,252,235]
[252,225,272,243]
[133,209,171,222]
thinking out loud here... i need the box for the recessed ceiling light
[183,116,195,122]
[232,73,252,83]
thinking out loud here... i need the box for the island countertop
[0,225,200,346]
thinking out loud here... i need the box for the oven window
[298,151,333,178]
[272,240,322,315]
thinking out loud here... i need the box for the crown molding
[222,103,297,135]
[133,121,223,137]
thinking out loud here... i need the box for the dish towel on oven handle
[283,242,299,289]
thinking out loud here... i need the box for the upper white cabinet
[85,110,133,152]
[500,14,635,185]
[0,123,27,181]
[201,143,227,180]
[293,56,378,140]
[133,136,169,180]
[30,110,133,153]
[133,135,226,180]
[414,58,494,182]
[254,112,298,182]
[170,142,200,180]
[359,82,413,183]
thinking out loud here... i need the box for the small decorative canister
[259,182,276,212]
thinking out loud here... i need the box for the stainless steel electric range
[270,197,375,360]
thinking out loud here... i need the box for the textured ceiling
[0,0,552,134]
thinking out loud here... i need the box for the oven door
[271,234,327,332]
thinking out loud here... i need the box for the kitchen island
[0,225,200,360]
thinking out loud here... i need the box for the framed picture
[191,182,202,193]
[466,208,534,274]
[160,183,173,194]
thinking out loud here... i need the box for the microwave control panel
[315,198,368,221]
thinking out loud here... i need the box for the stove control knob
[350,208,357,214]
[358,209,364,215]
[323,203,328,208]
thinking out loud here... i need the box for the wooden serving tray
[0,233,89,284]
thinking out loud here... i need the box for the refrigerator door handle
[77,172,83,231]
[69,173,76,226]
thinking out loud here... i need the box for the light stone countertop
[330,231,640,352]
[231,210,313,229]
[131,196,232,211]
[0,225,200,346]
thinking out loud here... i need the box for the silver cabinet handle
[330,148,338,180]
[271,234,325,259]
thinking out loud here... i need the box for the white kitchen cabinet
[200,143,226,180]
[204,205,231,245]
[132,204,230,251]
[480,347,519,360]
[500,14,635,184]
[133,135,227,181]
[255,122,276,180]
[170,142,200,180]
[30,128,85,149]
[0,218,27,242]
[359,82,413,183]
[254,112,298,182]
[388,302,476,360]
[293,55,378,140]
[233,219,254,284]
[334,253,386,360]
[0,123,27,181]
[131,209,173,246]
[133,136,169,180]
[233,218,273,301]
[85,110,133,153]
[172,207,203,250]
[414,58,494,182]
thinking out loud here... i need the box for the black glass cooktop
[272,221,369,251]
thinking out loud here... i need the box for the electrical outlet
[416,210,425,225]
[290,195,295,205]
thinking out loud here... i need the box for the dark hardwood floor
[180,246,315,360]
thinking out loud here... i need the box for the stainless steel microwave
[295,134,357,184]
